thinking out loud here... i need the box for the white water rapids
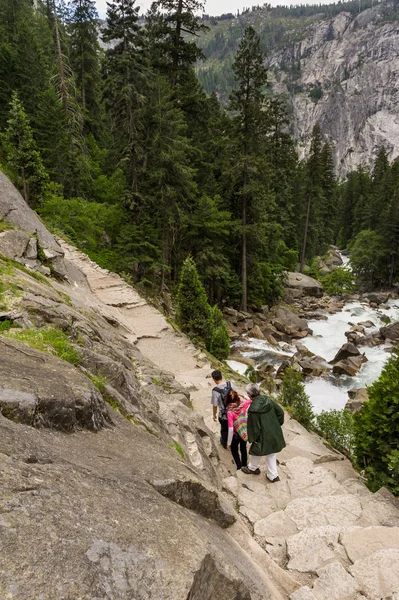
[228,295,399,414]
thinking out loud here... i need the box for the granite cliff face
[270,3,399,176]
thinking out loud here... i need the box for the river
[227,281,399,414]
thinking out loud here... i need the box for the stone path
[60,241,399,600]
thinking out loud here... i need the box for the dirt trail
[60,241,216,425]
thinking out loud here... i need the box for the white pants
[248,453,278,480]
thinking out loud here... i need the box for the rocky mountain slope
[1,170,399,599]
[198,2,399,176]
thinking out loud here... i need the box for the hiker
[211,370,233,449]
[225,389,251,470]
[241,383,286,482]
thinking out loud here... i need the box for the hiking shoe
[267,476,280,483]
[241,467,260,475]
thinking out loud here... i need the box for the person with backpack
[225,389,251,470]
[241,383,286,482]
[211,370,233,449]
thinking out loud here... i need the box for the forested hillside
[197,1,399,176]
[0,0,398,315]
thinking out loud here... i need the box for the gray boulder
[0,170,67,278]
[0,229,30,259]
[333,355,367,377]
[330,342,360,364]
[271,306,311,338]
[345,388,369,412]
[366,292,389,305]
[286,272,324,297]
[380,321,399,340]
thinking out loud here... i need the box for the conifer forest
[1,0,398,314]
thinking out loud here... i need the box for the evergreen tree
[102,0,148,197]
[176,256,212,346]
[141,75,197,289]
[68,0,102,131]
[209,305,230,360]
[355,349,399,495]
[2,92,49,206]
[300,123,325,269]
[279,367,314,429]
[149,0,207,87]
[229,26,270,310]
[0,0,51,126]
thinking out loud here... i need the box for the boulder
[366,292,389,305]
[248,325,265,339]
[0,229,30,259]
[332,355,367,377]
[380,322,399,340]
[0,170,67,278]
[286,272,324,297]
[345,388,369,412]
[271,306,311,338]
[298,360,326,377]
[330,342,360,364]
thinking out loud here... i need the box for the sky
[95,0,336,18]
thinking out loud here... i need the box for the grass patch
[2,327,81,365]
[0,220,14,233]
[152,377,163,386]
[88,373,108,393]
[0,320,13,332]
[0,254,50,285]
[169,441,185,459]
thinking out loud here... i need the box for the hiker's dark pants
[231,433,248,470]
[219,417,228,448]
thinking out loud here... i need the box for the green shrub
[315,409,355,458]
[354,350,399,495]
[244,365,258,383]
[209,305,230,360]
[0,319,13,332]
[279,367,314,429]
[309,86,323,101]
[3,327,81,366]
[176,256,212,347]
[320,266,355,295]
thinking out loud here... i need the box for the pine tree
[300,123,325,269]
[149,0,207,87]
[229,26,269,310]
[102,0,148,197]
[2,92,49,206]
[0,0,51,127]
[176,256,212,346]
[279,367,314,429]
[141,75,197,289]
[68,0,102,131]
[209,304,230,360]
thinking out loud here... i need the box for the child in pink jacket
[225,390,252,470]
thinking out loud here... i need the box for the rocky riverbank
[226,283,399,413]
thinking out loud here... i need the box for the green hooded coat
[247,395,286,456]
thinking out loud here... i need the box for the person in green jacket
[241,383,286,482]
